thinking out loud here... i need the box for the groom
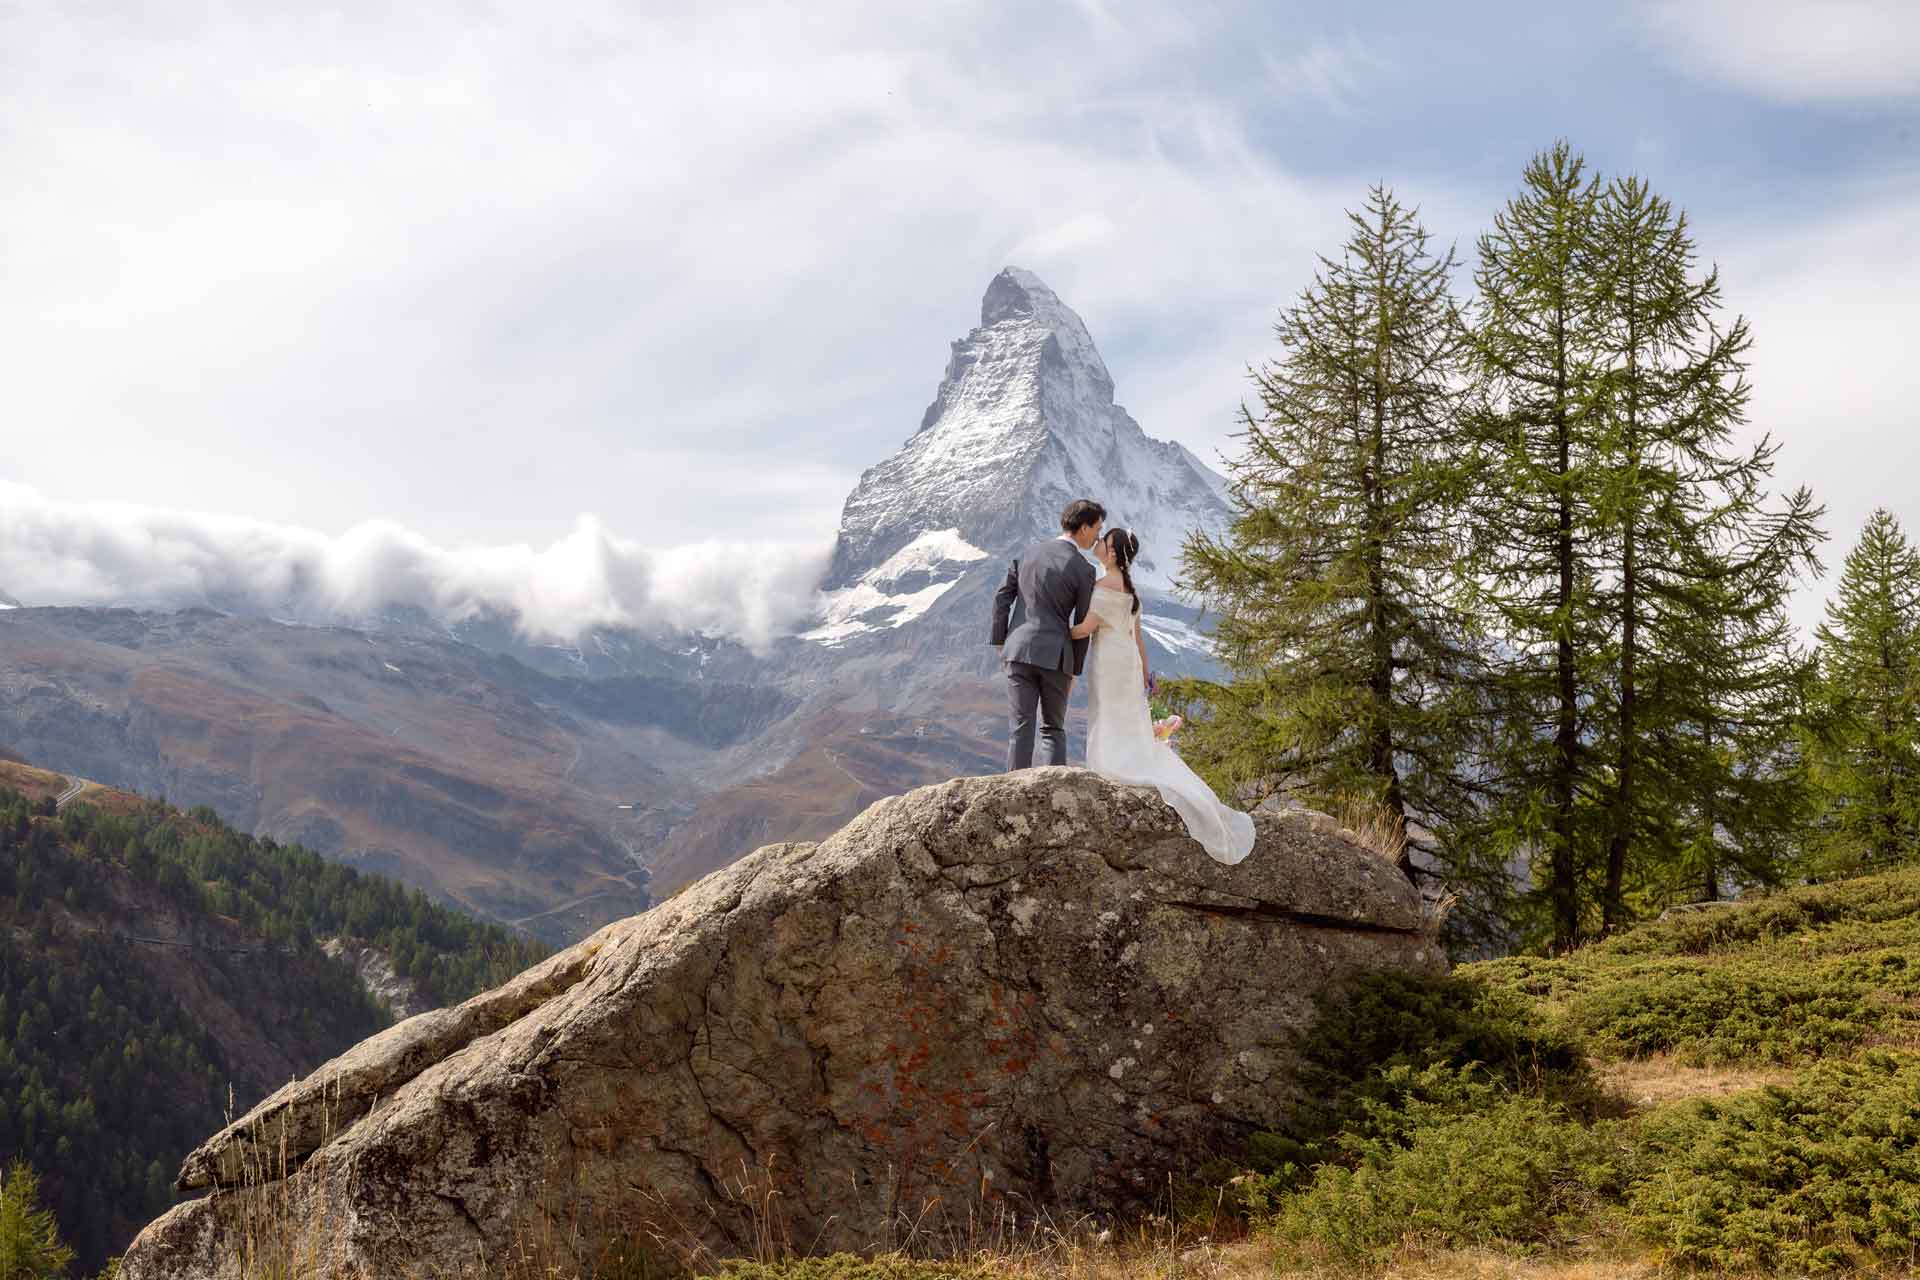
[989,498,1105,771]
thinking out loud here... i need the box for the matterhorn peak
[811,267,1231,647]
[961,266,1114,410]
[981,266,1078,330]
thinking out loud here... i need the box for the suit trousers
[1006,660,1072,770]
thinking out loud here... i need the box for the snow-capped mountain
[0,267,1249,933]
[811,267,1233,649]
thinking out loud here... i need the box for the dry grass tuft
[1327,795,1409,866]
[1328,1246,1662,1280]
[1595,1054,1796,1110]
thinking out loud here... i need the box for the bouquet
[1145,673,1183,741]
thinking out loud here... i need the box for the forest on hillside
[0,784,550,1274]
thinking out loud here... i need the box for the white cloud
[1263,33,1393,116]
[1708,182,1920,627]
[0,482,828,649]
[0,0,1376,556]
[2,0,1905,645]
[1643,0,1920,100]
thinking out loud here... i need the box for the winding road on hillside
[53,776,88,810]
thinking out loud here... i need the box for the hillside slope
[0,764,548,1273]
[1237,865,1920,1277]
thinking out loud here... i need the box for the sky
[2,0,1917,640]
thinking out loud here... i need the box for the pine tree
[1806,508,1920,873]
[0,1161,74,1280]
[1584,173,1822,927]
[1465,142,1611,951]
[1173,185,1486,883]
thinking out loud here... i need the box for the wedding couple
[988,499,1255,865]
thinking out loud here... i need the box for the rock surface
[121,768,1442,1279]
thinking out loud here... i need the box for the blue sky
[1,0,1915,637]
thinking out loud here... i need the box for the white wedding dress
[1084,585,1256,865]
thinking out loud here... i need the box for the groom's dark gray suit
[989,536,1098,770]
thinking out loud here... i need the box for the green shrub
[1277,970,1599,1143]
[1474,866,1920,1067]
[1214,969,1603,1221]
[1568,961,1885,1065]
[1607,867,1920,960]
[1266,1065,1619,1265]
[1623,1052,1920,1274]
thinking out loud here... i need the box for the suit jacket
[989,537,1098,675]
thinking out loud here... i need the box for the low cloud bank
[0,482,829,649]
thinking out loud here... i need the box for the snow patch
[1140,614,1214,656]
[801,528,986,645]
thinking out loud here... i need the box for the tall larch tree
[1584,173,1822,928]
[1174,185,1487,886]
[1806,508,1920,874]
[1465,142,1610,951]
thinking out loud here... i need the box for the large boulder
[121,769,1442,1278]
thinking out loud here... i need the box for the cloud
[0,0,1380,555]
[1642,0,1920,101]
[1,0,1907,627]
[0,482,828,649]
[1708,181,1920,627]
[1263,32,1393,116]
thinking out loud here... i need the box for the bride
[1081,528,1256,865]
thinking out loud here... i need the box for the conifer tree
[1806,508,1920,873]
[1584,174,1822,926]
[1464,143,1610,950]
[1174,186,1486,883]
[0,1161,73,1280]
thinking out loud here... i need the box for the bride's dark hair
[1104,528,1142,614]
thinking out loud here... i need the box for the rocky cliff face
[120,769,1440,1279]
[320,938,431,1021]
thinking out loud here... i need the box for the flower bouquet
[1146,674,1182,741]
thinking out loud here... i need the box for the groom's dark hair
[1060,499,1106,534]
